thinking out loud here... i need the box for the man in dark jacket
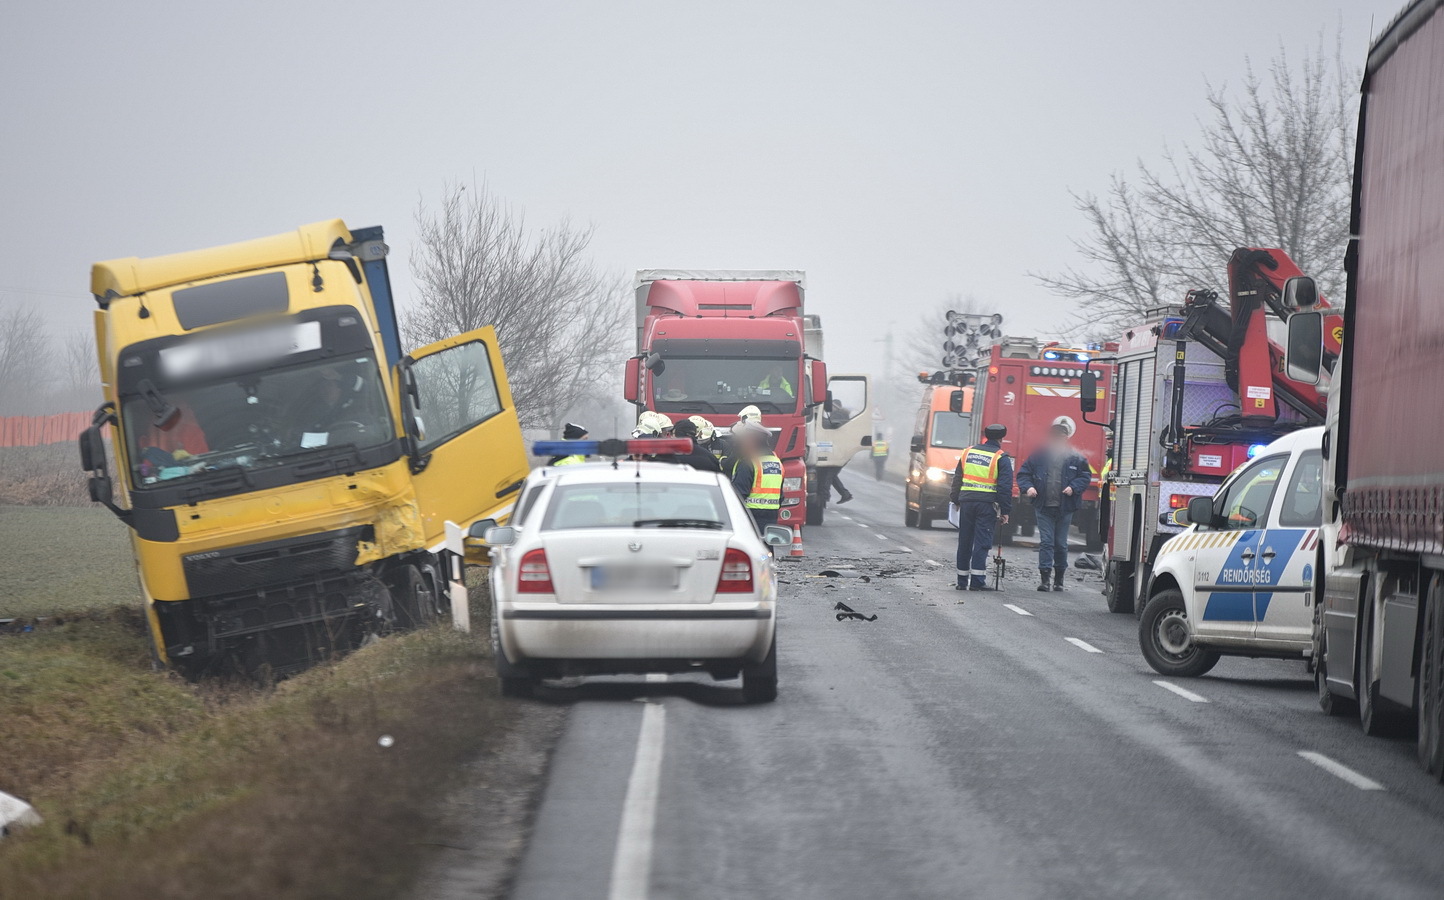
[672,419,722,472]
[1016,417,1092,591]
[949,423,1014,591]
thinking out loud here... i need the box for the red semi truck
[1288,0,1444,777]
[623,270,826,540]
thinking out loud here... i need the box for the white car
[473,451,792,702]
[1138,427,1325,677]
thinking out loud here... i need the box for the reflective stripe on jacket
[551,454,587,466]
[736,453,783,509]
[958,446,1002,492]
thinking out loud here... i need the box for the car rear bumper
[499,602,774,664]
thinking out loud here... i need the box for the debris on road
[1075,554,1102,571]
[833,601,878,622]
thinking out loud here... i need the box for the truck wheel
[1316,621,1355,717]
[1105,564,1135,615]
[1139,589,1219,678]
[806,496,825,526]
[741,631,778,704]
[1417,581,1444,777]
[918,512,934,530]
[1357,595,1408,737]
[491,607,533,699]
[386,565,438,630]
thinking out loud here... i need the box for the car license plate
[590,566,678,590]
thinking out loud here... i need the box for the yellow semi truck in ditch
[78,220,527,677]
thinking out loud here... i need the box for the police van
[1138,427,1325,677]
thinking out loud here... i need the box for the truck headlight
[782,477,802,493]
[926,466,950,482]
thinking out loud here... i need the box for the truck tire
[387,564,438,630]
[491,608,533,699]
[1105,563,1135,615]
[1315,619,1355,717]
[1357,594,1409,737]
[741,631,778,704]
[1139,589,1220,678]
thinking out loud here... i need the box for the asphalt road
[500,474,1444,900]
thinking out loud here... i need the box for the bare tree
[0,302,49,416]
[1037,35,1356,335]
[406,184,631,432]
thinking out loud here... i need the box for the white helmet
[687,415,715,442]
[737,405,762,423]
[1051,415,1076,437]
[633,410,674,437]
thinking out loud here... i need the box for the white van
[1138,427,1325,677]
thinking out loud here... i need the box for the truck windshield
[931,412,972,449]
[649,358,801,415]
[123,354,392,488]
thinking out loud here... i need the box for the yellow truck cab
[80,220,527,676]
[904,383,973,528]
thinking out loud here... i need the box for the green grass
[0,505,140,619]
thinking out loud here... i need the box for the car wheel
[741,632,778,704]
[1419,580,1444,778]
[1316,617,1355,717]
[1138,589,1220,678]
[918,512,933,530]
[490,606,533,699]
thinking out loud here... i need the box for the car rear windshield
[541,482,730,530]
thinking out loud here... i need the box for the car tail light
[716,548,754,594]
[518,548,554,593]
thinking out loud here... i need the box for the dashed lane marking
[1065,637,1103,653]
[926,560,942,567]
[1152,680,1209,703]
[608,702,667,900]
[875,533,888,540]
[855,522,870,528]
[1297,751,1385,791]
[1002,604,1034,617]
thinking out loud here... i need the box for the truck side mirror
[623,357,641,403]
[1079,371,1098,413]
[78,423,118,513]
[1186,496,1216,529]
[948,390,964,413]
[644,351,665,374]
[810,360,829,409]
[910,434,924,453]
[1281,275,1319,309]
[1285,311,1324,385]
[861,435,872,447]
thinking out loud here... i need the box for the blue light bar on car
[1247,443,1267,458]
[532,439,695,457]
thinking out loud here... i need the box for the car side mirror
[484,525,517,546]
[1186,496,1216,529]
[763,525,793,546]
[467,518,498,540]
[910,435,924,453]
[1079,371,1098,413]
[1285,310,1324,385]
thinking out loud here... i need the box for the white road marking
[1152,680,1209,703]
[856,522,870,529]
[1002,604,1034,617]
[1297,751,1385,791]
[608,702,667,900]
[926,559,942,567]
[875,533,888,541]
[1065,637,1103,653]
[644,673,667,683]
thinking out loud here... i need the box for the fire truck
[1083,248,1341,614]
[967,339,1113,550]
[623,271,827,542]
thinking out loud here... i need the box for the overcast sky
[1,0,1400,397]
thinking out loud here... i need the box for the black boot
[1037,569,1052,591]
[838,492,854,504]
[1053,568,1066,591]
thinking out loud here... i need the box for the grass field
[0,505,140,619]
[0,505,537,899]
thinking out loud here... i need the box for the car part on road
[834,601,877,622]
[1138,589,1220,678]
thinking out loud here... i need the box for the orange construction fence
[0,412,91,448]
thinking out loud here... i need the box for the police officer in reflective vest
[549,422,589,466]
[950,423,1014,590]
[729,422,783,529]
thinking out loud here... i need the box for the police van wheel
[1139,590,1219,678]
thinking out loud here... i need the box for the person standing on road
[671,418,722,472]
[729,422,783,530]
[548,422,589,466]
[871,432,889,480]
[950,423,1013,591]
[1016,417,1091,592]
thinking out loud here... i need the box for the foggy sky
[1,0,1399,397]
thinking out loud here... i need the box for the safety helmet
[983,423,1007,439]
[687,415,715,442]
[1051,415,1076,437]
[737,405,762,423]
[633,410,673,436]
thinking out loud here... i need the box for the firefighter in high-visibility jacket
[729,421,783,530]
[949,423,1014,590]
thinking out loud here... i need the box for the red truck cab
[624,271,825,532]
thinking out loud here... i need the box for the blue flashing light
[1161,317,1187,339]
[1042,350,1061,360]
[534,440,600,457]
[1247,443,1267,458]
[532,438,695,458]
